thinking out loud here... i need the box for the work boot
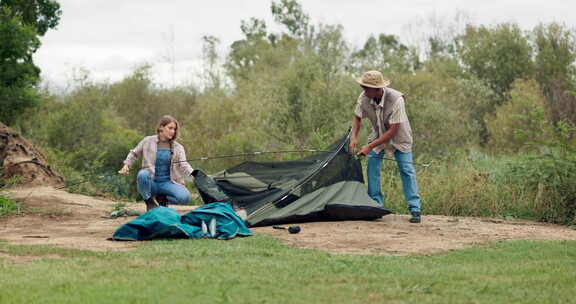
[409,211,421,223]
[145,197,159,211]
[156,194,168,207]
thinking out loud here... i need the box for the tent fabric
[112,203,252,241]
[194,131,392,227]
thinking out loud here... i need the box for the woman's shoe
[145,197,159,211]
[156,194,168,207]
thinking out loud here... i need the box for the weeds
[0,194,21,217]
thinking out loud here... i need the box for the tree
[0,8,40,125]
[271,0,309,38]
[0,0,61,36]
[201,35,224,92]
[457,23,533,104]
[0,0,61,125]
[226,17,276,82]
[351,34,420,74]
[533,23,576,128]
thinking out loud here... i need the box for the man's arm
[358,96,407,156]
[349,115,362,153]
[357,123,399,156]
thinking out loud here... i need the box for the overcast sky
[34,0,575,90]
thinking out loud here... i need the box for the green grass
[0,193,21,217]
[1,237,575,304]
[378,156,544,220]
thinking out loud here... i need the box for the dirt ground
[2,186,576,256]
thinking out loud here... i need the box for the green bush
[109,65,198,135]
[500,151,576,225]
[486,79,553,153]
[13,83,142,200]
[393,72,489,157]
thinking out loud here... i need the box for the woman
[118,115,195,211]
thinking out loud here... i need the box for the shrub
[393,72,488,157]
[501,152,576,224]
[486,79,553,153]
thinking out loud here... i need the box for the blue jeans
[367,149,421,212]
[137,170,191,204]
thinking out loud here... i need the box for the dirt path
[2,186,576,255]
[0,187,196,251]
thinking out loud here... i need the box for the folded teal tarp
[112,203,252,241]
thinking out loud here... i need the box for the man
[349,70,422,223]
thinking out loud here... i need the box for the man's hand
[118,164,129,175]
[357,145,372,156]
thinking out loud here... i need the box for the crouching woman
[118,115,195,211]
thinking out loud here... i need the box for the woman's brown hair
[156,115,179,141]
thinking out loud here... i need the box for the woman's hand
[118,164,130,175]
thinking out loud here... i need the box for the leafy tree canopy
[0,0,61,36]
[0,0,61,125]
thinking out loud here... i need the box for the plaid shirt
[123,135,194,186]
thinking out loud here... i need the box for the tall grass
[380,153,537,219]
[378,150,576,225]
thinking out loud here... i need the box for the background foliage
[0,0,60,124]
[2,0,575,224]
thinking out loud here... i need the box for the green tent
[194,132,392,227]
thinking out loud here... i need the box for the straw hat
[356,70,390,88]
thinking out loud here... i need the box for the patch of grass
[0,193,21,217]
[0,241,104,259]
[0,237,575,303]
[0,174,21,188]
[25,207,73,218]
[187,192,205,206]
[111,202,128,212]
